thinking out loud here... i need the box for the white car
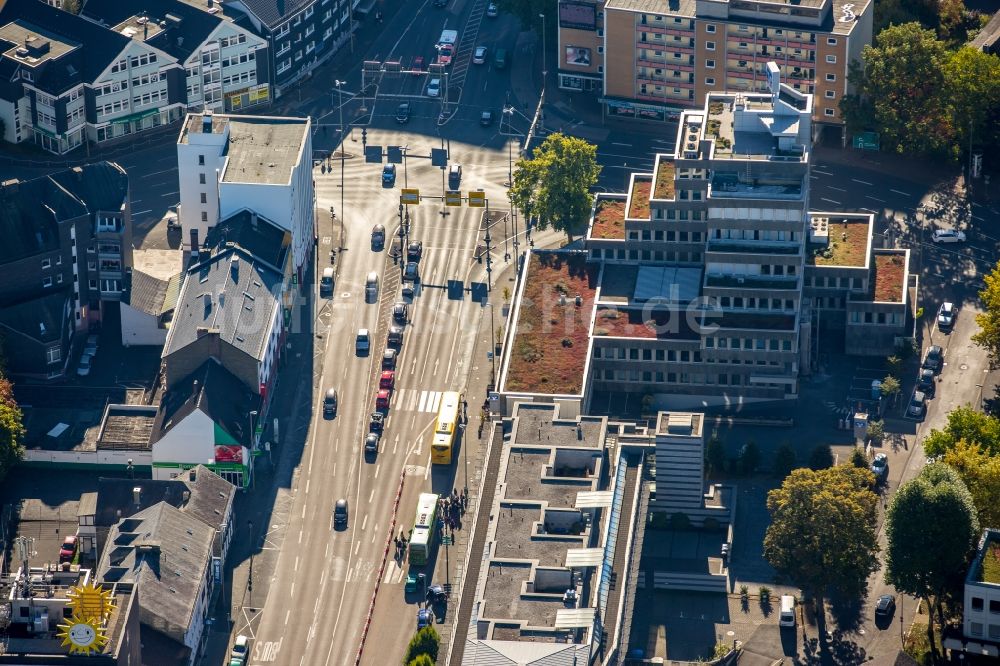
[473,46,487,65]
[426,78,441,97]
[932,229,966,243]
[938,302,955,329]
[76,353,93,377]
[83,334,99,357]
[231,635,249,664]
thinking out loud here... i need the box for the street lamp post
[335,80,346,251]
[539,13,547,118]
[247,520,255,607]
[249,410,258,489]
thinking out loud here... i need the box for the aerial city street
[1,0,1000,665]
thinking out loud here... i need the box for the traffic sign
[431,148,448,167]
[468,190,485,208]
[365,145,382,163]
[445,190,462,206]
[400,188,420,205]
[387,146,403,164]
[852,131,879,151]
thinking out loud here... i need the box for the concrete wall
[152,408,216,469]
[22,447,152,469]
[177,119,228,251]
[119,302,168,346]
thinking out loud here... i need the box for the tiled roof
[206,209,290,272]
[232,0,317,29]
[0,288,71,344]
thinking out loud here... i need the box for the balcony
[705,274,800,290]
[706,240,801,255]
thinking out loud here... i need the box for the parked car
[59,535,78,562]
[379,370,396,391]
[908,390,927,417]
[486,2,498,17]
[938,302,955,330]
[917,368,936,397]
[395,103,410,123]
[417,608,433,629]
[922,345,943,372]
[387,325,404,347]
[382,348,397,370]
[426,78,441,97]
[365,432,380,455]
[321,267,335,295]
[84,334,99,357]
[870,453,888,484]
[376,389,391,410]
[231,635,249,664]
[334,499,349,528]
[371,224,386,247]
[448,163,462,188]
[436,45,453,66]
[393,301,408,325]
[76,353,93,377]
[356,329,371,355]
[323,388,338,417]
[932,229,966,243]
[403,262,420,283]
[382,163,397,186]
[473,45,488,64]
[407,241,423,262]
[480,110,493,126]
[493,48,508,69]
[874,594,896,619]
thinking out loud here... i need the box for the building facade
[558,0,872,135]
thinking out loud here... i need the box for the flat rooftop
[590,196,627,240]
[112,15,166,41]
[222,118,309,185]
[97,406,157,450]
[0,21,76,66]
[871,251,906,303]
[703,90,809,163]
[133,248,183,282]
[628,176,652,220]
[807,214,872,267]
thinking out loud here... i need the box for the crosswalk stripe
[418,390,429,412]
[428,392,441,413]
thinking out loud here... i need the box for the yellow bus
[430,391,461,464]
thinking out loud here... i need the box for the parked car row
[908,344,945,418]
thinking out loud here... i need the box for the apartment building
[943,529,1000,658]
[222,0,355,95]
[82,0,271,114]
[558,0,872,135]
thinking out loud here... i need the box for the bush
[759,586,771,603]
[739,584,749,598]
[867,419,885,445]
[772,443,797,479]
[669,512,691,530]
[849,446,869,469]
[403,627,440,665]
[407,656,435,666]
[739,440,760,476]
[808,444,834,470]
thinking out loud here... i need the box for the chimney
[192,379,199,395]
[2,178,20,196]
[202,111,213,134]
[182,489,191,502]
[577,425,583,440]
[133,487,141,506]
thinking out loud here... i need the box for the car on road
[932,229,966,243]
[388,325,404,347]
[917,368,936,397]
[366,272,379,299]
[84,334,99,357]
[922,345,943,372]
[393,301,408,325]
[407,241,423,262]
[493,48,508,69]
[76,353,94,377]
[874,594,896,620]
[486,2,498,17]
[334,499,349,528]
[434,0,447,6]
[370,412,384,433]
[379,370,395,391]
[382,348,397,370]
[323,388,338,417]
[938,302,955,330]
[448,163,462,188]
[321,267,335,295]
[372,224,385,247]
[365,432,380,455]
[411,56,424,73]
[376,389,391,410]
[59,535,77,562]
[382,163,396,186]
[480,110,493,126]
[395,103,410,123]
[356,329,370,355]
[870,453,888,484]
[426,78,441,97]
[437,45,454,66]
[908,390,927,418]
[231,635,249,664]
[417,608,433,629]
[473,45,488,64]
[403,261,420,283]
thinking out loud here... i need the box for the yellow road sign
[468,190,486,208]
[400,188,420,205]
[445,190,462,206]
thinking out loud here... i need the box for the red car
[412,56,424,74]
[376,389,391,410]
[437,45,453,66]
[59,535,78,562]
[379,370,395,391]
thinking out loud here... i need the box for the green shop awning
[111,107,160,124]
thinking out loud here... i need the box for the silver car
[473,46,487,65]
[426,78,441,97]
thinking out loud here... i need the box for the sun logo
[56,582,115,655]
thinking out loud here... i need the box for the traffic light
[362,128,368,147]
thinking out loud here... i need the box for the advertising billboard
[565,46,592,67]
[559,2,597,30]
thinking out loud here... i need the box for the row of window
[849,311,904,325]
[654,209,705,221]
[591,247,703,263]
[40,256,63,269]
[596,342,794,361]
[36,110,56,127]
[595,368,790,387]
[218,33,249,48]
[97,99,128,117]
[42,274,64,287]
[133,89,167,107]
[223,71,254,88]
[132,72,164,88]
[628,229,704,242]
[222,51,256,68]
[96,81,127,97]
[711,296,797,310]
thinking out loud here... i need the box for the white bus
[409,492,440,565]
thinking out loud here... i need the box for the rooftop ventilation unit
[809,216,829,244]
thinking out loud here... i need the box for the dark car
[370,411,384,433]
[334,499,349,528]
[874,594,896,619]
[395,103,410,123]
[417,608,433,628]
[382,163,397,186]
[371,224,386,248]
[908,390,927,418]
[870,453,888,484]
[365,432,380,454]
[480,110,493,127]
[917,368,936,397]
[388,325,404,347]
[393,301,408,325]
[922,345,943,372]
[382,348,397,370]
[486,2,498,17]
[407,241,423,262]
[323,388,338,417]
[403,262,420,282]
[448,164,462,188]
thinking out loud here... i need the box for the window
[198,154,205,165]
[201,211,208,222]
[46,346,61,364]
[824,108,835,117]
[705,41,715,51]
[825,54,837,64]
[990,599,1000,614]
[705,59,715,68]
[42,258,51,269]
[705,24,716,33]
[825,73,836,82]
[199,173,206,184]
[200,193,207,204]
[827,37,838,46]
[972,597,984,612]
[971,622,984,636]
[43,276,53,287]
[825,90,835,99]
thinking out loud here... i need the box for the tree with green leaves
[872,0,939,35]
[885,463,979,660]
[704,434,726,478]
[402,627,440,665]
[941,440,1000,529]
[496,0,557,34]
[867,419,885,446]
[808,443,834,470]
[0,372,25,487]
[974,261,1000,370]
[923,406,1000,457]
[739,441,760,476]
[510,133,601,241]
[764,466,879,648]
[849,446,869,469]
[880,375,901,398]
[406,655,435,666]
[840,23,954,157]
[943,48,1000,157]
[772,443,796,479]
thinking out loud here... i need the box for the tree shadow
[828,591,865,634]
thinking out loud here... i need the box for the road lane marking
[433,357,440,376]
[611,142,632,147]
[375,464,380,479]
[159,190,178,198]
[285,610,291,625]
[428,391,442,412]
[298,530,303,544]
[305,479,310,494]
[828,186,846,192]
[132,209,152,216]
[295,556,299,572]
[141,167,178,178]
[852,178,874,185]
[813,170,833,176]
[301,504,306,518]
[861,208,878,213]
[371,524,379,543]
[369,489,375,503]
[865,195,886,202]
[355,541,361,554]
[820,197,841,205]
[290,582,295,598]
[810,175,819,180]
[333,462,337,477]
[890,189,910,196]
[361,515,368,531]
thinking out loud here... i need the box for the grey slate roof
[0,288,71,344]
[205,209,290,272]
[97,502,214,644]
[152,359,260,448]
[230,0,318,29]
[125,269,182,316]
[970,10,1000,53]
[164,244,282,362]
